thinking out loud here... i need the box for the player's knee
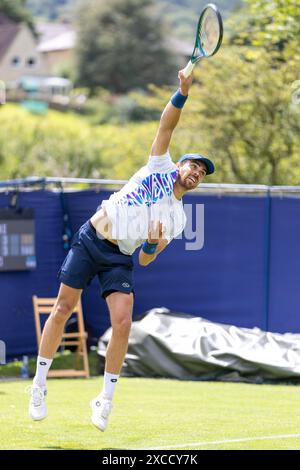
[113,314,132,338]
[51,300,73,325]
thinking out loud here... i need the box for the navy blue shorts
[58,220,134,299]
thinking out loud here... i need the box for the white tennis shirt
[101,152,187,255]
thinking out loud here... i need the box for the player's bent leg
[39,283,83,359]
[105,291,134,374]
[91,291,134,432]
[29,283,82,421]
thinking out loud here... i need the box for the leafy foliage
[230,0,300,53]
[146,37,300,184]
[190,51,300,185]
[0,0,36,35]
[1,0,300,186]
[0,104,105,179]
[249,0,300,45]
[0,104,157,180]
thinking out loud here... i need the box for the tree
[187,49,300,185]
[230,0,300,54]
[144,48,300,185]
[0,0,36,35]
[250,0,300,44]
[75,0,178,93]
[172,0,300,185]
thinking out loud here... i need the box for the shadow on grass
[41,446,128,450]
[97,448,136,451]
[41,446,66,450]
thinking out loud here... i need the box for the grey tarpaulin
[98,308,300,383]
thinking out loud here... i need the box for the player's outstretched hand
[148,221,165,244]
[178,69,193,96]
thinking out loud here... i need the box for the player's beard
[178,173,199,190]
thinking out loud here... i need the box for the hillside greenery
[0,103,159,181]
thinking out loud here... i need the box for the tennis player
[29,69,214,431]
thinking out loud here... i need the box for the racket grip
[182,60,195,78]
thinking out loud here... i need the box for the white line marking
[139,434,300,450]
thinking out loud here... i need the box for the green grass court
[0,378,300,450]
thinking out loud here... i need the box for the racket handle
[182,60,195,78]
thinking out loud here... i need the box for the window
[11,56,21,67]
[26,57,37,68]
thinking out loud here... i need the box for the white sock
[33,355,53,387]
[100,371,119,401]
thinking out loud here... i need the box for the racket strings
[198,11,220,56]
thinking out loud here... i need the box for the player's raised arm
[150,71,193,157]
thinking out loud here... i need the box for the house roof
[0,13,21,61]
[36,22,73,43]
[37,30,76,53]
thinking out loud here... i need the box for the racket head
[191,3,223,63]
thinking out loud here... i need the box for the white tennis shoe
[90,396,113,432]
[29,385,47,421]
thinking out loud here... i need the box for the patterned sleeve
[147,151,177,173]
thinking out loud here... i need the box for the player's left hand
[148,221,165,244]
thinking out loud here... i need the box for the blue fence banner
[0,189,299,359]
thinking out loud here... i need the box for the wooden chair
[32,296,90,378]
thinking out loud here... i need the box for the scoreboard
[0,208,36,271]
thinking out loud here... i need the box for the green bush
[0,103,158,180]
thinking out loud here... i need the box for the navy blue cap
[178,154,215,175]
